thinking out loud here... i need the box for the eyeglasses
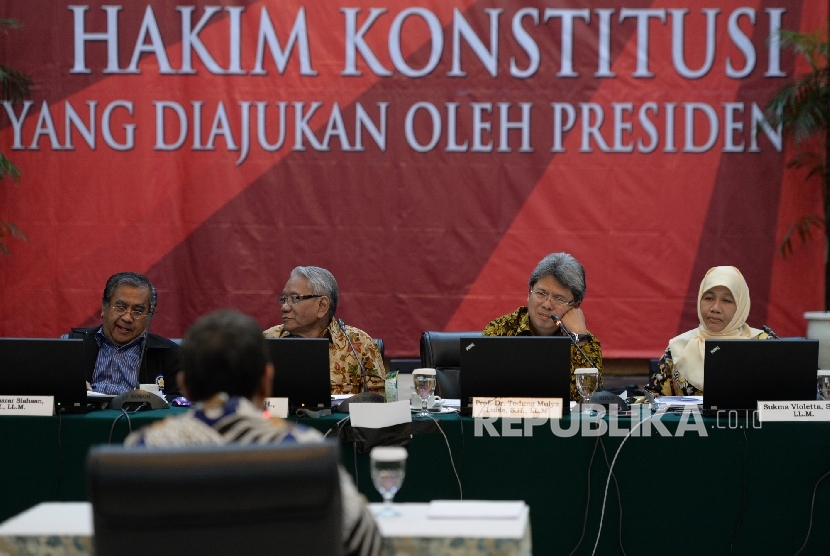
[531,289,574,307]
[109,305,150,319]
[278,294,323,306]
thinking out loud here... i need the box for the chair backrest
[420,331,482,398]
[87,442,342,556]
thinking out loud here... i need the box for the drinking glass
[575,368,599,414]
[412,369,437,417]
[818,370,830,400]
[370,446,408,517]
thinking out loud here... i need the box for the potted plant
[0,18,32,255]
[764,22,829,365]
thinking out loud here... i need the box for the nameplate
[472,397,563,419]
[351,400,411,428]
[0,396,54,416]
[264,397,289,418]
[757,401,830,422]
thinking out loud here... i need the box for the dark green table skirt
[2,408,829,555]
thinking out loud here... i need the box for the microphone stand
[135,313,154,388]
[552,313,598,369]
[553,313,606,406]
[337,318,369,393]
[762,325,780,339]
[335,318,384,409]
[110,312,169,411]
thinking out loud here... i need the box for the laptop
[459,336,573,416]
[702,338,819,413]
[0,338,87,413]
[266,338,331,412]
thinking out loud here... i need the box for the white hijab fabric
[667,266,762,391]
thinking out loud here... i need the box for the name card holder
[264,397,289,418]
[758,401,830,422]
[0,395,55,416]
[472,397,563,419]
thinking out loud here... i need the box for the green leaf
[0,153,22,182]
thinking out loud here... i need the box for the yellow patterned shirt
[483,306,603,401]
[263,319,386,395]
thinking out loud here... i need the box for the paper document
[656,396,702,406]
[428,500,525,519]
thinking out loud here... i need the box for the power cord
[324,415,352,439]
[598,437,626,556]
[793,468,830,555]
[730,427,749,553]
[591,414,655,556]
[568,436,601,556]
[353,441,359,490]
[107,407,137,443]
[54,413,64,500]
[322,415,356,487]
[424,412,463,499]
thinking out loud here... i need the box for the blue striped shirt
[90,327,146,395]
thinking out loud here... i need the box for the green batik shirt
[482,306,604,401]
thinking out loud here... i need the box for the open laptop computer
[266,338,331,412]
[0,338,87,413]
[702,338,819,414]
[459,336,573,416]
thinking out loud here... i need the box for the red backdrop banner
[0,0,826,358]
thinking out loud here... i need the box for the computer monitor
[703,338,819,411]
[459,336,573,416]
[266,338,331,412]
[0,338,87,413]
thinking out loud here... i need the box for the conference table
[2,407,830,555]
[0,501,531,556]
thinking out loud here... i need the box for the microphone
[135,312,154,387]
[113,312,169,410]
[334,318,385,411]
[337,318,369,393]
[551,313,598,369]
[762,325,780,339]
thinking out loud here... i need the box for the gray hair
[290,266,339,318]
[102,272,157,314]
[528,253,586,303]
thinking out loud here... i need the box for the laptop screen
[0,338,87,413]
[459,336,573,415]
[702,339,819,411]
[266,338,331,411]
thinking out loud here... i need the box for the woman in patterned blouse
[648,266,769,397]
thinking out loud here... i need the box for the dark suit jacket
[68,327,182,399]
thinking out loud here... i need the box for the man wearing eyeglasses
[483,252,603,401]
[264,266,386,395]
[68,272,181,398]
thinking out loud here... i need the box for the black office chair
[87,442,342,556]
[420,331,482,398]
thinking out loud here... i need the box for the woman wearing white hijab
[648,266,769,396]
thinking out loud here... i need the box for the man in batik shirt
[264,266,385,395]
[484,252,603,401]
[126,309,381,556]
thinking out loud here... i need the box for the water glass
[412,368,437,417]
[370,446,408,517]
[818,370,830,400]
[575,368,599,413]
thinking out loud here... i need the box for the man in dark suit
[68,272,181,398]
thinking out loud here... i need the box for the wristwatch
[571,333,593,344]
